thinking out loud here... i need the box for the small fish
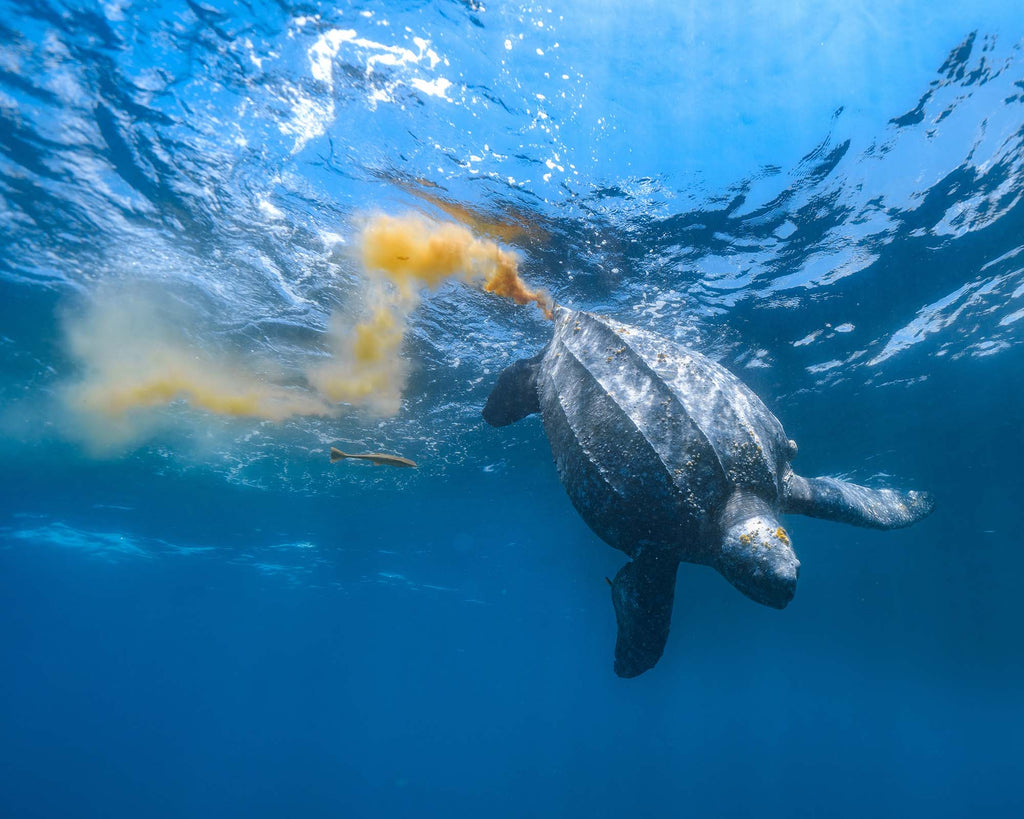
[330,447,417,468]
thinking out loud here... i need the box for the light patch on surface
[3,520,328,584]
[806,359,844,374]
[9,522,147,557]
[257,197,285,220]
[101,0,128,22]
[999,307,1024,327]
[370,570,458,596]
[289,25,453,147]
[965,339,1011,358]
[980,245,1024,271]
[281,93,335,153]
[867,278,998,366]
[4,521,210,560]
[744,349,771,369]
[308,29,357,87]
[409,76,452,99]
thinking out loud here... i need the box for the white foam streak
[867,276,1011,365]
[287,25,452,150]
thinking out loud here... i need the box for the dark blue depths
[2,347,1022,818]
[2,1,1024,817]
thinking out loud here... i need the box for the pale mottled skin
[484,306,934,677]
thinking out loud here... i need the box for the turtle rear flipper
[482,350,544,427]
[784,474,934,529]
[609,552,679,678]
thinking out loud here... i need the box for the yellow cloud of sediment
[306,300,410,418]
[63,212,550,448]
[61,291,334,451]
[359,213,551,316]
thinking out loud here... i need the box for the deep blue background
[2,344,1022,817]
[2,1,1023,817]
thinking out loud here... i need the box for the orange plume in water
[388,175,549,246]
[482,253,551,316]
[60,290,335,452]
[305,214,551,419]
[359,213,552,318]
[81,367,331,421]
[60,212,551,448]
[306,303,409,417]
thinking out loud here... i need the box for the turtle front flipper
[783,474,934,529]
[715,491,800,609]
[482,350,545,426]
[609,552,679,678]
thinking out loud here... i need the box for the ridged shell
[537,308,788,560]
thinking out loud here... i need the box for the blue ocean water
[1,1,1023,816]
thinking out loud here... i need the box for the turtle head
[715,490,800,609]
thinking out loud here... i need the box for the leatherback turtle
[483,307,934,677]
